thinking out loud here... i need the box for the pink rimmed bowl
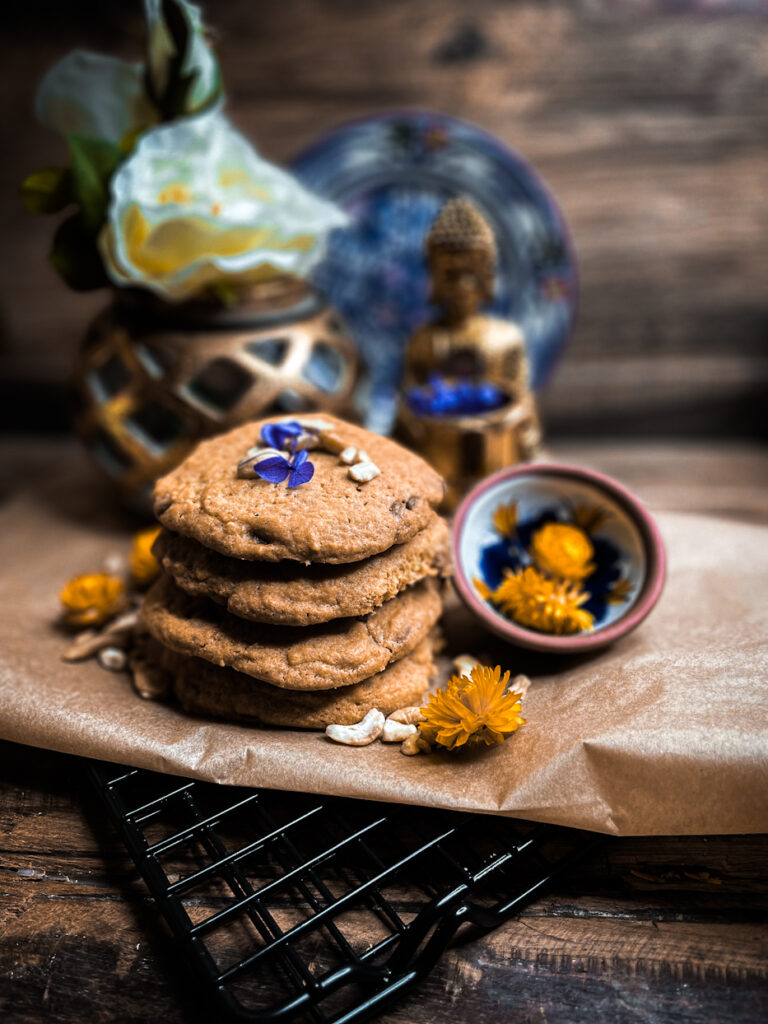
[451,463,666,653]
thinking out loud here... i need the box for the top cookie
[153,415,445,563]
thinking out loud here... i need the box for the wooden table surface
[3,1,768,439]
[1,439,767,1023]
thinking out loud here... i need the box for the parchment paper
[0,474,766,836]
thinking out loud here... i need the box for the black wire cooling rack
[89,760,604,1024]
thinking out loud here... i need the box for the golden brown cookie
[153,415,445,563]
[164,637,436,729]
[154,515,452,625]
[141,574,442,690]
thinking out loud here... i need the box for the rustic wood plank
[2,437,767,519]
[1,1,767,435]
[1,737,767,1023]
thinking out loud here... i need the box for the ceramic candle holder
[452,463,666,653]
[397,393,540,512]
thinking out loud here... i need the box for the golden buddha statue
[403,197,541,463]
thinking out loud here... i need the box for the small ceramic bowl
[452,463,666,653]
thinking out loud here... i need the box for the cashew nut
[98,646,127,671]
[348,461,381,483]
[106,607,142,633]
[381,719,417,742]
[453,653,481,679]
[317,429,346,454]
[297,416,334,433]
[102,552,127,576]
[339,445,358,464]
[286,432,320,452]
[401,732,431,756]
[388,706,425,725]
[510,673,532,698]
[62,608,142,662]
[325,709,385,745]
[128,652,171,700]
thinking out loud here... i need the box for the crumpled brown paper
[0,474,766,836]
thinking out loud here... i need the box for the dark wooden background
[1,8,767,1020]
[2,0,768,438]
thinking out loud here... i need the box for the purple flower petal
[291,448,309,469]
[254,456,291,483]
[288,460,315,488]
[260,420,303,449]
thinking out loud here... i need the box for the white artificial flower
[99,110,348,301]
[35,51,155,144]
[35,2,219,145]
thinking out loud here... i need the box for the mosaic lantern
[74,277,360,511]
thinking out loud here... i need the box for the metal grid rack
[90,761,603,1024]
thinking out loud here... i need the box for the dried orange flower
[607,576,632,604]
[530,522,595,581]
[477,567,594,635]
[418,664,525,751]
[492,502,518,537]
[572,503,611,535]
[130,525,162,586]
[59,573,127,628]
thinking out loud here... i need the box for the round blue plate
[291,111,578,433]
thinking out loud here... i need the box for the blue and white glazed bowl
[452,464,666,653]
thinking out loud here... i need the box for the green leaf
[49,214,109,291]
[163,0,192,60]
[208,279,239,308]
[149,0,192,119]
[19,167,73,214]
[118,124,145,156]
[66,135,123,233]
[152,0,222,120]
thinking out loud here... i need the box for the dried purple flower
[252,447,315,488]
[260,420,303,450]
[406,375,508,418]
[253,455,292,484]
[288,448,315,488]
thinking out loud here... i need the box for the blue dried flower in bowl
[405,375,508,418]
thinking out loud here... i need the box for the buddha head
[426,198,496,323]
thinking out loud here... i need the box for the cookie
[153,415,445,563]
[164,636,436,729]
[154,515,452,625]
[142,574,442,690]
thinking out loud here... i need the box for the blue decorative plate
[291,112,578,432]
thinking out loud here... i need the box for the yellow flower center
[122,206,315,280]
[157,182,193,205]
[530,522,595,581]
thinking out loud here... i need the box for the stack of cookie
[141,414,450,730]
